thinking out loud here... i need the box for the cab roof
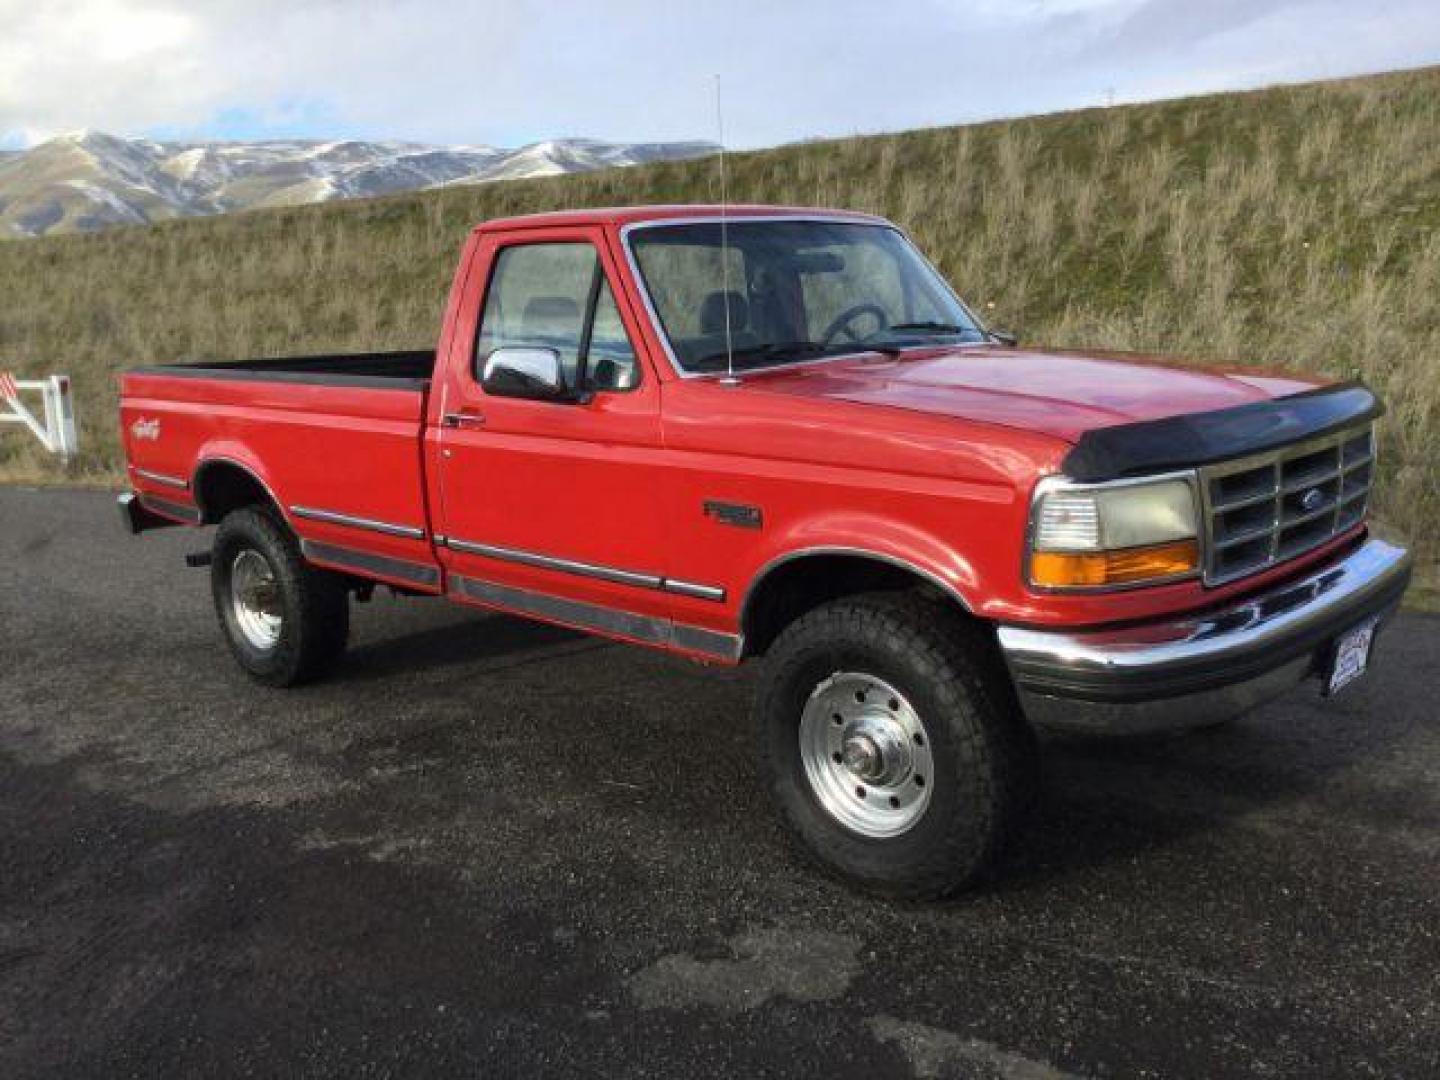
[472,204,891,234]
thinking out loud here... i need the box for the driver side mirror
[481,347,582,402]
[989,329,1019,347]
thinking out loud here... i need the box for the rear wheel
[755,592,1034,899]
[211,507,349,687]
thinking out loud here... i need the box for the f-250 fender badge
[703,500,763,529]
[131,418,161,441]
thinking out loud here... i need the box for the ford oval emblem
[1301,487,1325,512]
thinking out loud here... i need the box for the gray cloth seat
[700,290,749,335]
[681,290,758,363]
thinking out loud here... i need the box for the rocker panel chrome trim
[138,493,201,525]
[300,539,440,589]
[449,574,740,661]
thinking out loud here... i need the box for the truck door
[433,226,674,642]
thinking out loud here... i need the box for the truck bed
[131,349,435,389]
[120,349,442,593]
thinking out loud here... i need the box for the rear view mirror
[989,329,1019,347]
[790,252,846,273]
[481,347,570,401]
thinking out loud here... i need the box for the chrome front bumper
[997,537,1412,734]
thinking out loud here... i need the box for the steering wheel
[819,303,889,347]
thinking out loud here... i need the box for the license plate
[1326,616,1379,696]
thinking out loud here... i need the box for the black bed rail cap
[1061,381,1382,482]
[126,349,435,392]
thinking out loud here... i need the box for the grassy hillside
[2,66,1436,589]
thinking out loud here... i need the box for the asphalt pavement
[2,488,1437,1079]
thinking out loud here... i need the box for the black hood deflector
[1061,381,1381,482]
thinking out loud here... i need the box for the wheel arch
[740,547,977,659]
[193,455,287,526]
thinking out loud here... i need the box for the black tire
[754,592,1035,899]
[211,506,349,687]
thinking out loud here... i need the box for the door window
[476,243,640,393]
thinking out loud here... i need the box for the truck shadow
[314,599,1428,899]
[338,610,594,684]
[986,683,1423,893]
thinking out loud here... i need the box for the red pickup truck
[119,205,1410,897]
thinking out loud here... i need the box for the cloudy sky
[2,0,1438,150]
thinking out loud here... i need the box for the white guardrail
[0,372,79,461]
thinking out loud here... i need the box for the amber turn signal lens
[1031,539,1199,589]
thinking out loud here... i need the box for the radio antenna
[714,73,738,386]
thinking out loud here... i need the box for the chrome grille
[1200,424,1374,585]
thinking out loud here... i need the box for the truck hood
[738,345,1324,444]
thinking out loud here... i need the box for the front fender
[741,510,985,619]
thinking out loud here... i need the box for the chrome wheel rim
[230,549,282,650]
[799,672,933,838]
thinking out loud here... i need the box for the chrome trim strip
[998,537,1411,705]
[290,505,426,540]
[664,578,728,602]
[444,534,726,601]
[449,574,741,661]
[618,215,991,381]
[134,467,189,490]
[447,536,661,589]
[300,539,441,589]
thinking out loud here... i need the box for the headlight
[1028,475,1200,589]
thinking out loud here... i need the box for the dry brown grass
[2,66,1437,590]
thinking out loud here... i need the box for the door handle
[442,411,486,429]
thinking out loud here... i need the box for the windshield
[628,220,984,374]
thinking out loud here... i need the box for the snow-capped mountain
[0,131,717,238]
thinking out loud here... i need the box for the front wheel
[755,593,1034,899]
[211,506,349,687]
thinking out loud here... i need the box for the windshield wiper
[885,321,973,334]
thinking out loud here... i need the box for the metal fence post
[49,375,78,460]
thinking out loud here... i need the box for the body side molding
[134,467,190,490]
[290,504,426,540]
[439,534,726,601]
